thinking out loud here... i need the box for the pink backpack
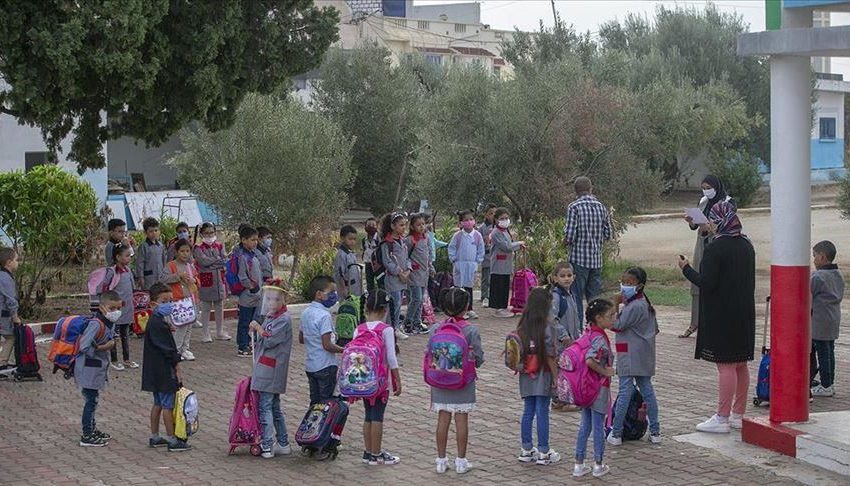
[423,318,477,390]
[87,266,120,296]
[509,267,538,313]
[557,328,609,407]
[338,323,390,404]
[228,377,262,455]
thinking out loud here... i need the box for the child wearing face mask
[606,267,661,446]
[194,223,230,343]
[298,276,344,407]
[489,208,526,318]
[166,222,193,263]
[75,291,119,447]
[256,226,275,282]
[447,210,485,319]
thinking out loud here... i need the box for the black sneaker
[80,434,108,447]
[168,439,192,452]
[362,450,372,464]
[237,349,252,358]
[149,437,170,448]
[418,323,430,334]
[93,430,111,441]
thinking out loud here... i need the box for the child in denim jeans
[573,299,616,479]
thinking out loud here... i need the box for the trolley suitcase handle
[761,295,770,353]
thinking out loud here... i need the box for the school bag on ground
[12,324,42,382]
[606,381,648,441]
[225,248,254,296]
[87,266,121,311]
[557,327,608,407]
[422,292,437,324]
[174,386,199,441]
[335,294,362,341]
[509,258,538,314]
[228,377,263,456]
[338,323,389,404]
[295,398,350,460]
[423,318,477,390]
[47,315,107,378]
[503,330,540,376]
[753,296,771,407]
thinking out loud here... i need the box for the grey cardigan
[612,297,657,377]
[237,247,263,308]
[381,237,412,293]
[428,321,484,405]
[0,270,19,335]
[811,265,845,341]
[406,234,433,288]
[74,317,112,390]
[489,228,521,275]
[251,311,294,394]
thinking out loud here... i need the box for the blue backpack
[225,248,254,296]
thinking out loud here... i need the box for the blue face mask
[154,302,175,317]
[620,284,638,300]
[321,291,339,309]
[177,231,190,240]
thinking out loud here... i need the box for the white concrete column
[769,54,812,423]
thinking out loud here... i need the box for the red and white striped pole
[768,50,812,423]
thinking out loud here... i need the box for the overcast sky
[415,0,850,75]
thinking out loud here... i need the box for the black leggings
[464,287,474,311]
[110,324,130,362]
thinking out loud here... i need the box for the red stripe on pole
[769,265,810,423]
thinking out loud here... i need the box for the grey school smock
[811,265,845,341]
[428,321,485,409]
[136,239,167,290]
[586,332,613,414]
[74,316,113,390]
[237,248,263,308]
[406,234,433,288]
[381,237,411,293]
[551,285,582,343]
[193,242,227,302]
[518,326,557,398]
[333,246,363,298]
[102,266,134,325]
[490,228,521,276]
[255,245,274,281]
[251,311,293,395]
[0,270,19,336]
[613,297,658,377]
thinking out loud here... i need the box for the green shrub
[293,245,337,302]
[515,218,569,281]
[433,224,457,274]
[709,152,763,208]
[838,172,850,221]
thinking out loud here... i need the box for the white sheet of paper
[685,208,709,225]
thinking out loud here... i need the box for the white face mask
[703,188,717,199]
[203,236,217,245]
[105,310,122,322]
[498,219,511,229]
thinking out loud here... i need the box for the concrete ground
[1,304,848,485]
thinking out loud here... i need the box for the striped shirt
[564,195,612,269]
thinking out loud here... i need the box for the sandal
[678,327,697,338]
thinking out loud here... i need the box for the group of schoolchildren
[0,206,844,479]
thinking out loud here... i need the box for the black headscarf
[701,175,728,217]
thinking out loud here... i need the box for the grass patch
[601,260,691,308]
[644,286,691,307]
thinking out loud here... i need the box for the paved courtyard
[1,304,848,485]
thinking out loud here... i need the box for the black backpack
[608,384,648,441]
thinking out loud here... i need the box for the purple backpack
[423,318,477,390]
[338,323,390,404]
[557,328,609,407]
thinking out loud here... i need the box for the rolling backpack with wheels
[509,252,538,314]
[13,324,42,381]
[753,296,771,407]
[228,376,263,456]
[606,381,648,441]
[295,398,350,459]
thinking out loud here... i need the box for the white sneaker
[274,442,292,456]
[193,321,203,328]
[648,433,663,444]
[181,351,195,361]
[730,413,743,429]
[518,447,537,462]
[435,457,448,474]
[812,385,835,397]
[606,430,622,446]
[495,309,514,318]
[481,298,489,307]
[592,463,610,478]
[261,448,274,459]
[455,457,471,474]
[395,328,409,340]
[536,449,561,465]
[466,311,479,320]
[696,414,731,433]
[573,463,592,477]
[200,335,213,343]
[124,361,139,369]
[216,333,232,341]
[111,362,125,371]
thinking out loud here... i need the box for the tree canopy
[0,0,339,173]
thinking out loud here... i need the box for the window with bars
[454,23,466,33]
[820,117,836,141]
[418,20,430,30]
